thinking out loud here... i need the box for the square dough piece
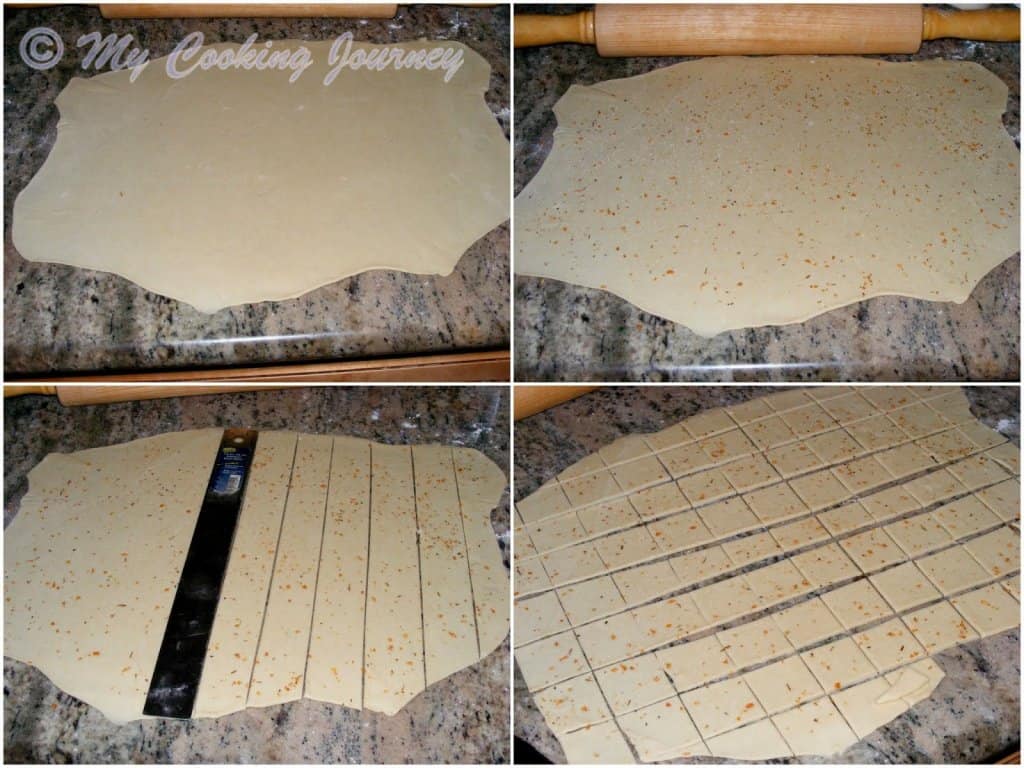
[677,468,736,507]
[749,559,814,606]
[791,542,860,589]
[698,429,757,465]
[613,560,680,606]
[528,512,587,554]
[559,453,607,481]
[887,401,953,438]
[771,516,831,552]
[533,674,613,735]
[648,510,714,552]
[946,454,1011,491]
[575,611,649,668]
[916,428,980,462]
[801,636,879,692]
[963,525,1021,577]
[904,600,979,653]
[806,429,866,464]
[743,654,824,714]
[517,630,590,691]
[705,718,793,761]
[820,392,879,424]
[902,468,967,507]
[718,615,794,668]
[765,440,825,479]
[721,530,782,567]
[691,573,759,625]
[771,597,845,649]
[950,582,1021,637]
[916,545,992,596]
[631,593,707,649]
[680,676,767,738]
[594,526,662,570]
[742,482,811,525]
[577,498,641,537]
[517,482,572,524]
[839,526,906,572]
[833,455,895,495]
[670,545,734,588]
[852,617,927,671]
[976,478,1020,522]
[789,469,852,512]
[821,579,894,630]
[860,485,921,523]
[618,698,706,762]
[629,482,690,520]
[884,513,952,557]
[721,454,782,493]
[818,500,875,536]
[594,652,677,715]
[658,442,716,478]
[743,415,798,452]
[868,561,942,612]
[657,634,736,692]
[932,495,1001,539]
[542,543,607,587]
[845,414,909,452]
[558,720,637,765]
[610,455,672,494]
[696,496,762,539]
[780,402,838,438]
[516,591,570,644]
[772,697,859,757]
[873,442,939,479]
[561,469,624,509]
[559,575,627,626]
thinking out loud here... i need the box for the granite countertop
[4,387,510,763]
[513,5,1021,382]
[513,386,1020,763]
[4,5,509,376]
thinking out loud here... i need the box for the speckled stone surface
[4,5,509,376]
[514,5,1020,382]
[513,386,1020,763]
[4,387,510,763]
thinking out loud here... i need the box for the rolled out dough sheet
[5,429,508,722]
[514,387,1020,762]
[515,57,1019,336]
[13,39,509,312]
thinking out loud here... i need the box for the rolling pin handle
[922,7,1021,42]
[515,11,596,47]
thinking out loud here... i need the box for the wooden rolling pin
[100,4,398,18]
[5,385,281,405]
[514,386,598,421]
[515,4,1021,55]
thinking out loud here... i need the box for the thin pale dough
[515,57,1019,336]
[515,388,1019,762]
[13,40,509,312]
[4,430,507,722]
